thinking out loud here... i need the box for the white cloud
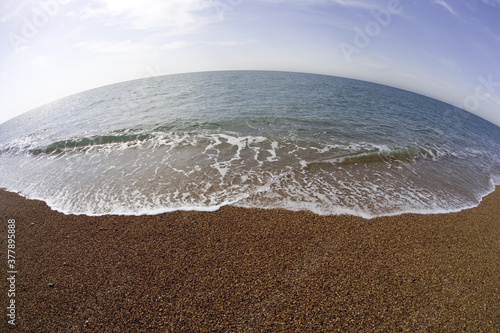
[328,0,388,10]
[162,41,191,50]
[260,0,386,10]
[431,0,459,17]
[77,0,232,34]
[359,60,387,69]
[161,39,257,50]
[0,0,29,23]
[438,57,462,71]
[206,40,258,46]
[75,39,151,54]
[481,0,500,7]
[394,72,419,80]
[30,55,50,69]
[484,27,500,44]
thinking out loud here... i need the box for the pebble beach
[1,187,499,332]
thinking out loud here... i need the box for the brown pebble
[0,188,499,332]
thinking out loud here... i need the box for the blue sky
[1,0,499,125]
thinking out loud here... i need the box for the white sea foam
[0,136,497,219]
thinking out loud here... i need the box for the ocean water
[1,71,499,218]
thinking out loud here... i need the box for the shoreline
[1,187,499,331]
[2,184,498,219]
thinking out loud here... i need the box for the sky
[0,0,499,126]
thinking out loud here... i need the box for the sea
[1,71,499,218]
